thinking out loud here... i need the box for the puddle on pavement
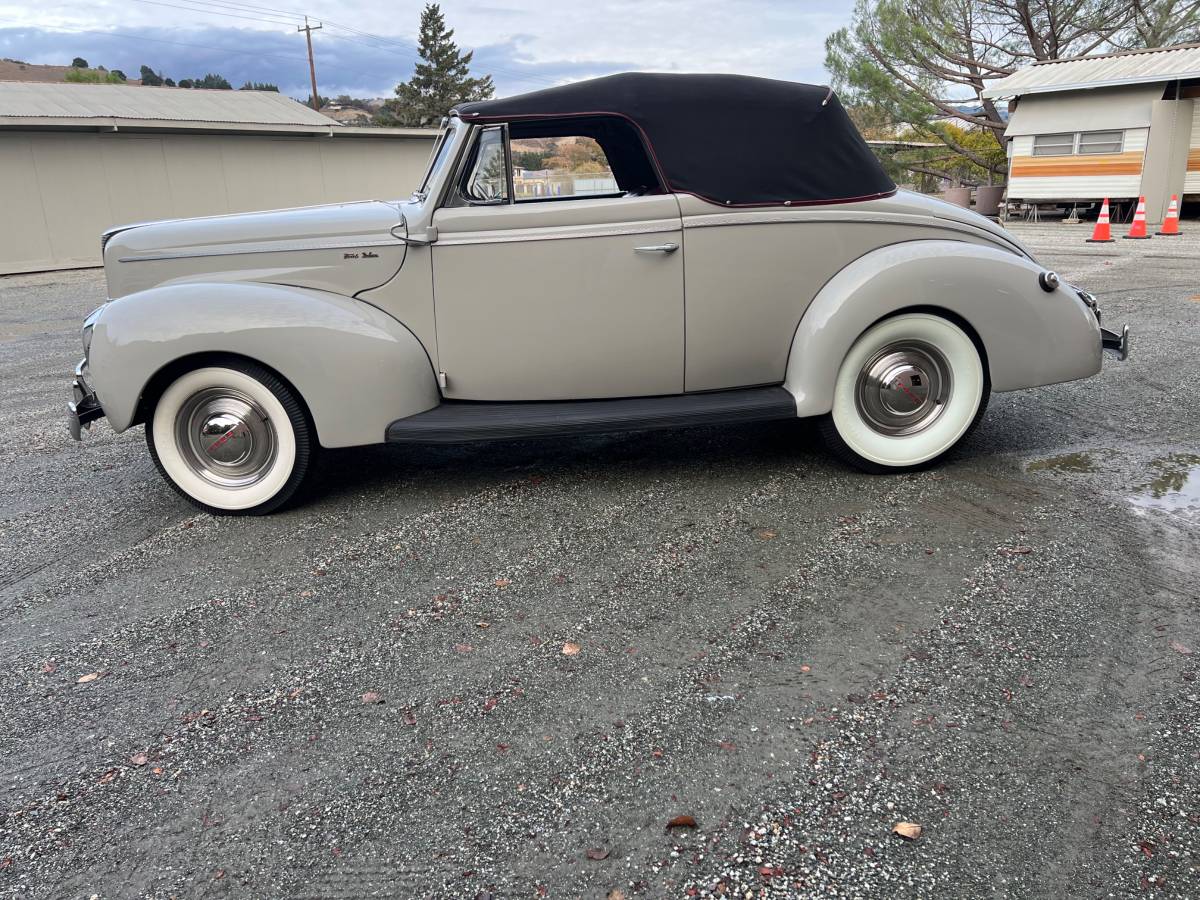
[1130,454,1200,513]
[1026,451,1100,474]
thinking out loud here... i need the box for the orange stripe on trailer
[1011,151,1145,178]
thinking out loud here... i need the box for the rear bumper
[1076,288,1130,362]
[68,359,104,440]
[1101,324,1130,361]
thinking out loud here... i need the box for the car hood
[102,200,408,300]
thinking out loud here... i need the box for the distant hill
[0,59,141,85]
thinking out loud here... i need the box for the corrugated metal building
[0,82,437,274]
[983,43,1200,222]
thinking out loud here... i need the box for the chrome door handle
[634,243,679,253]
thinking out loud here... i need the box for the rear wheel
[146,361,313,514]
[819,313,989,473]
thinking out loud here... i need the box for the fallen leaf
[1169,640,1192,655]
[41,661,56,674]
[361,691,384,705]
[892,821,922,840]
[998,546,1033,557]
[402,709,417,726]
[152,767,164,775]
[585,847,611,861]
[454,643,473,653]
[607,891,626,900]
[799,664,811,674]
[130,751,149,766]
[717,740,737,752]
[76,672,100,684]
[476,621,491,629]
[98,768,119,785]
[562,641,581,656]
[214,869,226,880]
[0,857,12,870]
[666,814,698,830]
[754,528,777,540]
[483,696,498,712]
[494,577,511,588]
[759,865,784,879]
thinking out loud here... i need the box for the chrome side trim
[436,218,680,247]
[682,210,1020,250]
[118,235,404,263]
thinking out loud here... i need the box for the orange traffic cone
[1157,194,1182,236]
[1087,198,1114,243]
[1124,196,1151,239]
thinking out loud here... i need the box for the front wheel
[147,361,314,514]
[818,313,989,473]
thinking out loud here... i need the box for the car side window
[463,127,509,204]
[511,137,618,200]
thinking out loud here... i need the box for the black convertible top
[452,73,896,207]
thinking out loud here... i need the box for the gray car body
[84,116,1101,448]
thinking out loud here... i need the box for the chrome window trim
[436,219,680,247]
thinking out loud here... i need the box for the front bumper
[68,359,104,440]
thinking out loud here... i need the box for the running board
[385,386,796,444]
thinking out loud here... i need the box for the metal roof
[0,81,339,126]
[982,42,1200,98]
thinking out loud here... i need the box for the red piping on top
[454,108,898,209]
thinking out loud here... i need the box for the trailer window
[1077,131,1123,155]
[1032,133,1075,156]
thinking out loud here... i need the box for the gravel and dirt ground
[1,222,1198,899]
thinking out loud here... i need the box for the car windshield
[415,125,456,197]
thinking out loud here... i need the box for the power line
[125,0,302,28]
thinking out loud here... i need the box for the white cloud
[0,0,854,98]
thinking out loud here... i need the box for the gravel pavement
[1,222,1198,899]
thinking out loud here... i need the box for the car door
[430,125,684,401]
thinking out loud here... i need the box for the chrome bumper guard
[1100,324,1130,361]
[68,360,104,440]
[1077,289,1130,362]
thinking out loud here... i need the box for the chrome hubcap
[175,388,277,488]
[854,341,952,436]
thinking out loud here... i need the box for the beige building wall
[0,130,436,275]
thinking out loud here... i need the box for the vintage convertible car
[69,73,1129,514]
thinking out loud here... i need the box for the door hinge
[437,371,448,389]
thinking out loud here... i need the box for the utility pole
[298,15,322,110]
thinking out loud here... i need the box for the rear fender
[784,240,1101,416]
[88,282,439,448]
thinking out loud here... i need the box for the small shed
[983,43,1200,223]
[0,82,437,274]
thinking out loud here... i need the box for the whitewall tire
[146,361,314,514]
[819,313,989,473]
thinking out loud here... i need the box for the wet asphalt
[0,223,1198,899]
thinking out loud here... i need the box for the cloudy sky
[0,0,852,101]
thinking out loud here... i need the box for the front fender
[784,240,1101,417]
[88,282,439,448]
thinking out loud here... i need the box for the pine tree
[379,3,494,127]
